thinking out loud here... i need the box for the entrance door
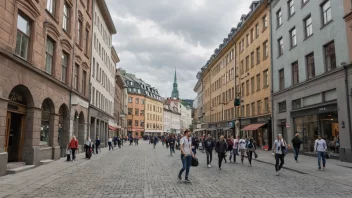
[7,112,24,162]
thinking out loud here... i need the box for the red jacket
[69,139,78,149]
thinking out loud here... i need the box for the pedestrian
[68,136,78,161]
[314,134,327,171]
[117,135,122,148]
[215,135,227,170]
[272,134,287,176]
[291,133,302,163]
[108,136,113,150]
[178,129,195,183]
[153,135,158,149]
[113,136,118,148]
[95,136,101,154]
[227,136,234,162]
[129,137,133,145]
[204,134,215,167]
[231,135,239,164]
[84,136,91,159]
[169,134,176,156]
[246,137,256,167]
[191,136,197,156]
[238,136,247,164]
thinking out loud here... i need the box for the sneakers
[207,164,211,168]
[323,167,325,171]
[234,162,237,164]
[295,160,298,163]
[178,175,182,181]
[276,171,279,176]
[172,153,174,156]
[219,167,221,170]
[248,164,252,167]
[185,178,191,183]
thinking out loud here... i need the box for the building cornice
[96,0,117,34]
[111,47,120,64]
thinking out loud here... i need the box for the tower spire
[171,69,179,99]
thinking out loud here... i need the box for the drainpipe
[344,64,352,159]
[268,0,274,150]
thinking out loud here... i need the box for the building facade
[113,53,126,137]
[145,97,164,135]
[163,104,181,134]
[180,103,193,131]
[270,0,351,161]
[234,1,271,148]
[89,0,116,147]
[0,0,91,175]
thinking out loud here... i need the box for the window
[278,37,284,56]
[241,83,245,97]
[15,14,31,60]
[279,69,285,90]
[128,108,132,115]
[292,62,299,85]
[246,80,249,96]
[85,29,89,54]
[256,74,261,91]
[135,120,138,127]
[241,105,244,117]
[61,52,68,83]
[251,102,255,116]
[264,98,269,113]
[278,101,287,113]
[141,99,145,104]
[246,34,249,47]
[78,20,82,45]
[277,9,282,27]
[128,97,132,103]
[63,3,69,32]
[304,15,313,38]
[251,77,255,94]
[288,0,295,16]
[135,108,139,116]
[46,0,56,16]
[292,99,301,109]
[136,98,139,104]
[246,104,250,117]
[251,52,254,68]
[140,110,144,116]
[45,37,54,75]
[74,64,79,90]
[324,41,336,71]
[245,56,249,71]
[263,15,268,30]
[257,100,261,115]
[306,53,315,78]
[256,47,260,64]
[255,23,259,38]
[250,28,254,42]
[82,70,86,95]
[290,28,297,48]
[263,70,269,88]
[263,41,268,59]
[322,1,331,25]
[240,60,244,74]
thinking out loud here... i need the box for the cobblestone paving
[1,141,352,198]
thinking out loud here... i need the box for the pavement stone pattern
[0,142,352,198]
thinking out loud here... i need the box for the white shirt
[108,138,112,143]
[180,136,192,155]
[84,139,91,146]
[233,139,239,149]
[239,139,247,150]
[314,139,327,152]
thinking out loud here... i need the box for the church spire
[171,69,179,99]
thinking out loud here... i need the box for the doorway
[6,112,25,162]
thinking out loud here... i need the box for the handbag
[66,149,71,155]
[191,157,199,167]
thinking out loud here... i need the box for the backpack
[206,140,213,148]
[247,142,254,149]
[228,139,234,148]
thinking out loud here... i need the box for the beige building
[145,97,164,135]
[234,0,271,147]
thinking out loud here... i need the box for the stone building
[0,0,91,175]
[114,68,127,137]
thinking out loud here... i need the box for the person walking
[238,136,247,164]
[272,134,287,176]
[169,134,176,156]
[246,137,256,167]
[230,135,239,164]
[314,134,327,171]
[227,136,234,163]
[215,135,227,170]
[113,136,118,148]
[108,137,113,151]
[291,133,302,163]
[69,136,78,161]
[117,135,122,148]
[178,130,195,183]
[95,136,101,154]
[204,135,215,167]
[84,136,91,159]
[153,135,158,149]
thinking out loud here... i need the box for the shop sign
[286,123,290,128]
[228,121,234,127]
[71,95,89,108]
[9,92,26,105]
[318,107,328,113]
[241,119,250,125]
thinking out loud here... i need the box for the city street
[1,141,352,198]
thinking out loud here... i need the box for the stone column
[23,107,42,166]
[0,98,8,176]
[50,113,60,160]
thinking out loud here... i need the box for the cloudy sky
[106,0,251,99]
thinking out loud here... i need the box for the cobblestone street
[1,141,352,198]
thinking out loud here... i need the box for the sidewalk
[254,150,352,187]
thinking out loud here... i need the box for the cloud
[106,0,251,99]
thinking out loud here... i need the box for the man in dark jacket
[95,136,101,154]
[204,135,215,168]
[291,133,302,162]
[216,135,227,170]
[169,135,176,155]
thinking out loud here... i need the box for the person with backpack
[238,136,247,164]
[291,133,302,163]
[272,134,287,176]
[215,135,227,170]
[204,134,215,168]
[227,136,234,162]
[246,137,256,167]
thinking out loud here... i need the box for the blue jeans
[170,146,175,155]
[179,154,192,179]
[317,151,326,169]
[293,148,299,161]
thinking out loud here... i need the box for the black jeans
[95,145,100,154]
[170,146,175,154]
[84,145,90,158]
[248,151,253,165]
[275,154,285,171]
[108,142,113,150]
[218,153,226,168]
[206,149,212,165]
[71,148,77,160]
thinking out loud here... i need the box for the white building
[163,104,181,134]
[89,0,117,146]
[180,103,192,131]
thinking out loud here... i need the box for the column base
[0,152,8,176]
[22,146,41,166]
[339,147,352,162]
[52,146,60,160]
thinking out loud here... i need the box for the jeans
[317,151,326,169]
[275,154,285,171]
[108,142,113,150]
[293,148,299,161]
[248,151,253,165]
[71,148,77,160]
[218,153,226,168]
[95,145,100,154]
[192,148,197,155]
[84,145,90,158]
[170,146,175,155]
[230,149,238,162]
[179,154,192,179]
[240,149,246,163]
[206,149,213,165]
[228,149,233,161]
[154,143,156,149]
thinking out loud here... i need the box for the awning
[108,125,116,131]
[207,128,217,131]
[194,128,206,132]
[223,127,233,130]
[241,123,266,131]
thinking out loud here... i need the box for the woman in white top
[108,137,113,151]
[238,136,247,164]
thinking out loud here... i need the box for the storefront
[240,116,272,149]
[292,103,339,154]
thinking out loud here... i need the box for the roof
[96,0,117,34]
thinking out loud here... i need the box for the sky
[106,0,251,99]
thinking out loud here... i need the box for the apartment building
[145,97,164,135]
[270,0,351,161]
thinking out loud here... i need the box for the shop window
[303,93,322,106]
[324,89,337,101]
[292,99,301,109]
